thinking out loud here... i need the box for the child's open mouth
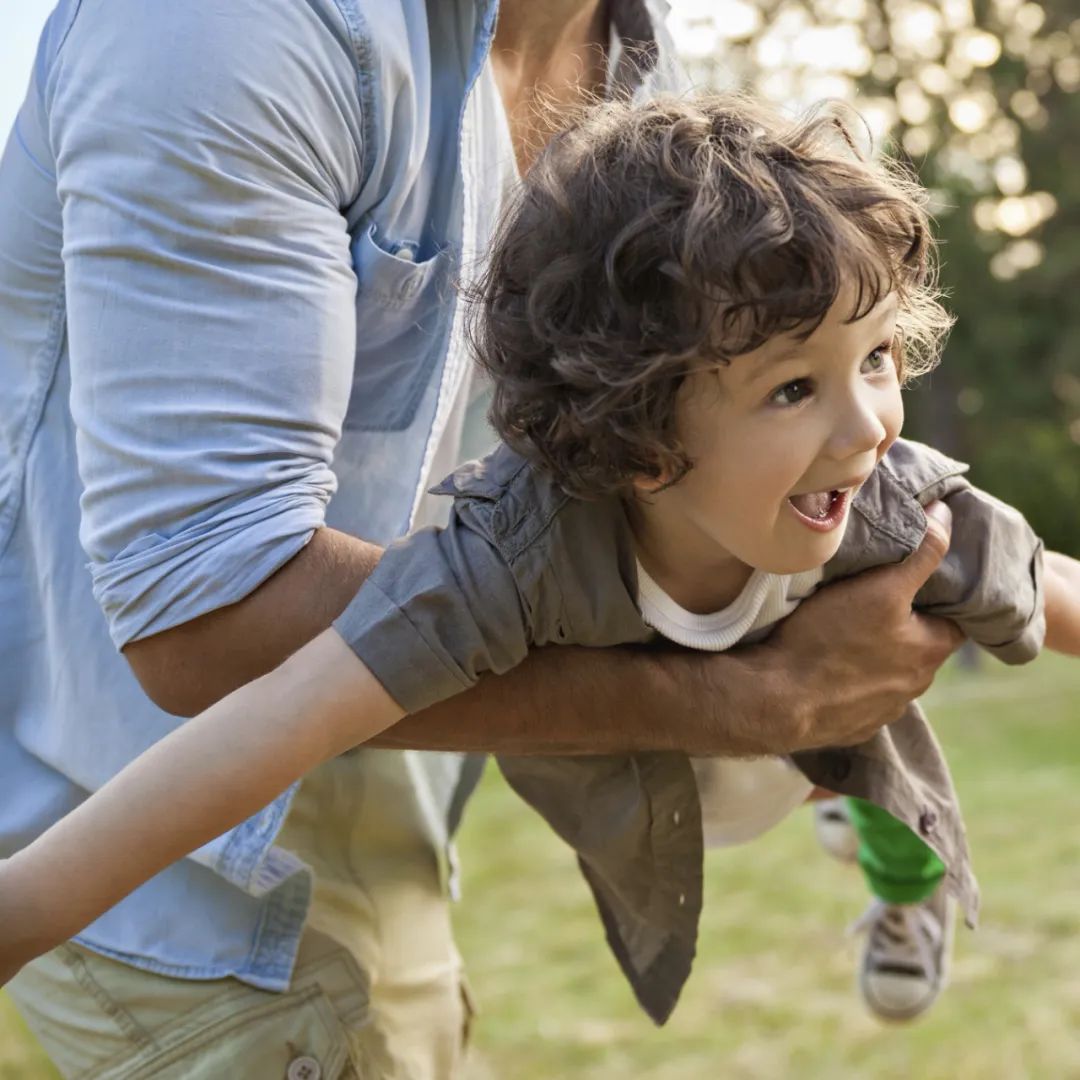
[786,487,852,532]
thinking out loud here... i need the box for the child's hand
[1044,551,1080,656]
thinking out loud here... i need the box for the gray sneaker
[851,886,955,1022]
[813,796,859,864]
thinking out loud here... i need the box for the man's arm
[124,528,382,716]
[53,0,364,700]
[1044,550,1080,655]
[128,503,964,757]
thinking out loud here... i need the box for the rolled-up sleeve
[334,506,534,714]
[46,0,364,647]
[917,483,1046,664]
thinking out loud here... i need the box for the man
[0,0,961,1075]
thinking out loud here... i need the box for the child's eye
[769,378,814,407]
[861,343,893,374]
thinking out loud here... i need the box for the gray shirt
[335,436,1045,1023]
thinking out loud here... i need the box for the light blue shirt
[0,0,674,989]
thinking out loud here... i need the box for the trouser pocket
[94,982,370,1080]
[10,936,382,1080]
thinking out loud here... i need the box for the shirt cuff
[333,579,472,715]
[980,542,1046,665]
[92,489,329,649]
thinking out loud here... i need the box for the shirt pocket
[344,220,454,434]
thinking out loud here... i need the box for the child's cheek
[877,391,905,461]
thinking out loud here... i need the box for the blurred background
[2,2,1078,1077]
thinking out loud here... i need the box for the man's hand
[728,500,965,753]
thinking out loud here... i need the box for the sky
[0,2,53,139]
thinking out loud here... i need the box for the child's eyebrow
[738,342,805,386]
[738,302,899,387]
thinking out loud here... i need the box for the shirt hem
[71,866,312,992]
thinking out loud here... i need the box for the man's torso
[0,0,678,989]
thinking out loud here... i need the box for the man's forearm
[123,527,383,716]
[370,641,780,757]
[122,525,772,756]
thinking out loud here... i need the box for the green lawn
[4,651,1079,1079]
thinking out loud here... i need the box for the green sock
[845,797,945,905]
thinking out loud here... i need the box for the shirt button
[918,809,938,835]
[678,892,686,907]
[672,810,681,826]
[287,1056,321,1080]
[393,243,415,261]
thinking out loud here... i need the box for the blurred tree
[670,0,1080,552]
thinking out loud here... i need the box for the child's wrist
[0,853,65,964]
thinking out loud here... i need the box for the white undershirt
[637,561,825,847]
[411,59,521,530]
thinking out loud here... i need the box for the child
[2,95,1078,1029]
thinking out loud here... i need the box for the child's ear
[630,471,671,496]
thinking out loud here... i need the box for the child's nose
[825,393,888,461]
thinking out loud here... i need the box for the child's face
[636,287,903,582]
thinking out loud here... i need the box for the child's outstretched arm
[0,628,402,984]
[1044,551,1080,656]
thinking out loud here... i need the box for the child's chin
[763,534,846,576]
[753,555,823,577]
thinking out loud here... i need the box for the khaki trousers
[9,752,473,1080]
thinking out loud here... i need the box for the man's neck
[493,0,607,76]
[491,0,609,172]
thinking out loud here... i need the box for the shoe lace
[848,898,942,976]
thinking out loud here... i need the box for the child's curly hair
[469,93,953,499]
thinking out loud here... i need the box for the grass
[3,651,1079,1078]
[453,650,1080,1079]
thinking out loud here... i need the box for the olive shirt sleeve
[333,498,534,713]
[912,469,1045,664]
[332,446,652,712]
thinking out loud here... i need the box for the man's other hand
[718,500,964,754]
